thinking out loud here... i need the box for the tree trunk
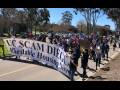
[81,25,82,33]
[90,9,91,33]
[87,8,89,35]
[93,12,95,34]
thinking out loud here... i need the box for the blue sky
[17,8,115,31]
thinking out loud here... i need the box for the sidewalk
[76,43,120,81]
[86,50,120,81]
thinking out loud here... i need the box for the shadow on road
[88,76,107,80]
[86,66,96,73]
[100,67,110,71]
[75,71,88,81]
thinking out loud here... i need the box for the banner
[3,38,70,77]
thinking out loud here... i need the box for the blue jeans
[68,68,75,81]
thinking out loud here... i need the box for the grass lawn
[0,44,10,56]
[32,31,47,34]
[3,33,8,37]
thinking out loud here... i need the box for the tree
[76,19,86,33]
[23,8,38,33]
[14,10,26,33]
[0,8,18,34]
[56,20,62,26]
[39,8,50,27]
[73,8,105,34]
[17,10,26,25]
[73,8,91,34]
[103,8,120,32]
[61,11,73,26]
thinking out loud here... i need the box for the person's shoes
[86,66,89,69]
[82,78,85,81]
[96,68,98,70]
[3,54,5,57]
[26,57,29,60]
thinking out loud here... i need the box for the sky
[17,8,115,31]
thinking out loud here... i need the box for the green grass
[0,44,10,56]
[3,33,8,37]
[32,31,47,34]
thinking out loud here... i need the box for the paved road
[0,42,119,81]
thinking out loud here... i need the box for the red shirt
[75,37,77,43]
[72,41,76,47]
[30,33,33,38]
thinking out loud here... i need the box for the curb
[77,45,120,81]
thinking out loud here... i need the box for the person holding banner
[0,34,5,57]
[15,35,21,60]
[66,52,78,81]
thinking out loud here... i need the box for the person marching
[100,42,105,60]
[80,47,85,68]
[104,42,109,60]
[0,34,5,57]
[82,50,88,80]
[66,52,78,81]
[118,39,120,48]
[95,47,102,70]
[113,42,116,51]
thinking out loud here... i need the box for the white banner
[3,38,70,77]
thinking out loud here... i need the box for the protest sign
[66,32,69,34]
[81,35,84,40]
[3,38,70,77]
[78,39,91,49]
[58,31,62,36]
[71,34,75,39]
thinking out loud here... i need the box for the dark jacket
[104,44,109,53]
[76,48,81,59]
[82,52,88,64]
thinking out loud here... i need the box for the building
[104,25,110,30]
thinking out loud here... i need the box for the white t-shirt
[67,39,69,44]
